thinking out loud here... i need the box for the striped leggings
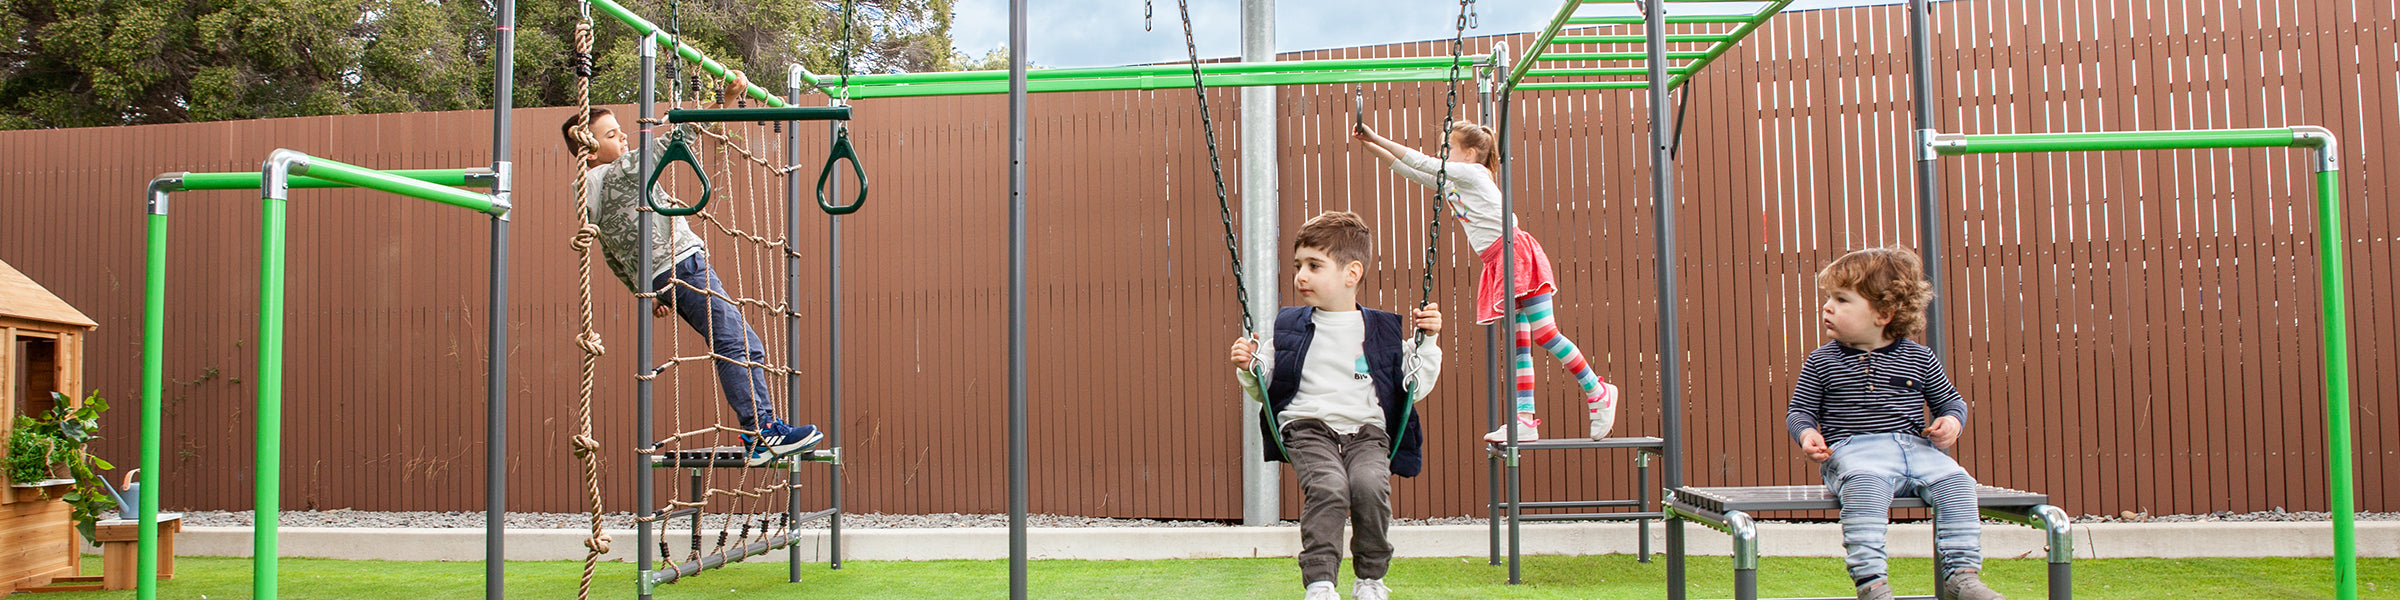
[1509,292,1607,414]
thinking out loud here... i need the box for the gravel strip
[173,509,2394,529]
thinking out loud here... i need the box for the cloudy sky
[949,0,1911,69]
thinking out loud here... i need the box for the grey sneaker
[1938,570,2006,600]
[1856,578,1896,600]
[1353,578,1391,600]
[1302,581,1338,600]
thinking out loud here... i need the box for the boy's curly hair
[1294,211,1372,269]
[1816,245,1936,341]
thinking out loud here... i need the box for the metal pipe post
[1007,0,1029,596]
[485,2,515,596]
[137,176,175,600]
[785,68,806,580]
[255,149,308,600]
[1908,0,1943,357]
[1646,1,1688,597]
[1238,0,1282,528]
[635,35,658,600]
[826,86,851,574]
[1728,511,1758,600]
[1490,64,1524,586]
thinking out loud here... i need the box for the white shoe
[1587,382,1620,440]
[1354,578,1392,600]
[1483,415,1540,443]
[1303,580,1339,600]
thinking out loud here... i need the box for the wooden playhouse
[0,258,96,595]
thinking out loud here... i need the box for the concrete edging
[147,521,2400,562]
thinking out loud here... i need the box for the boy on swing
[562,70,821,466]
[1229,211,1445,600]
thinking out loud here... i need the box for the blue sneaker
[745,421,823,467]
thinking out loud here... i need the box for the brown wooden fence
[0,0,2390,520]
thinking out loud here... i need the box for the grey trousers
[1284,419,1394,585]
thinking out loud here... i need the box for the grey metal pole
[785,68,805,581]
[1493,63,1523,586]
[1007,0,1029,596]
[635,35,658,600]
[485,2,514,598]
[825,85,850,574]
[1238,0,1282,528]
[1646,1,1688,598]
[1909,0,1944,357]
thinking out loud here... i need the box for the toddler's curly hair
[1815,246,1936,341]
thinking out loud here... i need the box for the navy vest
[1261,305,1426,477]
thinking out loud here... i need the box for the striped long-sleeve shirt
[1785,339,1968,446]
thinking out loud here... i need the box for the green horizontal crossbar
[1529,66,1692,78]
[1569,14,1766,25]
[590,0,789,108]
[1512,81,1655,91]
[295,157,499,214]
[1930,128,2304,154]
[667,106,853,123]
[833,55,1486,87]
[178,169,490,192]
[826,64,1477,99]
[1538,51,1713,61]
[1552,33,1732,44]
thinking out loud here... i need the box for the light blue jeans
[1820,433,1984,583]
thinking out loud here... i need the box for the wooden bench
[1666,485,2070,600]
[15,513,178,594]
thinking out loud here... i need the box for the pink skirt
[1474,228,1560,325]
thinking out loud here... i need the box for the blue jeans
[1820,433,1984,582]
[654,253,777,430]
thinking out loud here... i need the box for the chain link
[1146,0,1154,32]
[1176,0,1254,337]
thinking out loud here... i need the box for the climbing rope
[565,3,610,599]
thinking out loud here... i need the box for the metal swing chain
[1177,0,1254,339]
[1145,0,1154,32]
[1415,0,1472,329]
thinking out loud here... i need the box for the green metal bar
[1513,81,1656,91]
[1509,0,1591,88]
[1529,66,1692,77]
[667,106,852,123]
[1569,13,1767,25]
[294,158,500,214]
[137,192,167,600]
[2317,166,2357,600]
[1664,0,1796,90]
[1553,33,1733,44]
[1538,50,1713,61]
[1931,128,2302,154]
[588,0,789,107]
[833,55,1487,87]
[177,169,490,191]
[832,68,1472,99]
[1924,126,2353,600]
[254,192,287,600]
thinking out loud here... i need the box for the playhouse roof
[0,259,96,330]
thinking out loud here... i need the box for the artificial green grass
[23,554,2396,598]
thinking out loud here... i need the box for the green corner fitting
[588,0,789,108]
[1928,126,2354,600]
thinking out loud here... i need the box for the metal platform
[1487,435,1667,580]
[1664,484,2073,600]
[1672,484,2047,514]
[649,445,841,469]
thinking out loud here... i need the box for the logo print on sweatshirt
[1354,356,1372,380]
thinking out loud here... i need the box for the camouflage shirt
[579,125,706,295]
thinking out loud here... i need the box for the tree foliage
[0,0,956,129]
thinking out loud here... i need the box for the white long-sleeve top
[1390,146,1512,253]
